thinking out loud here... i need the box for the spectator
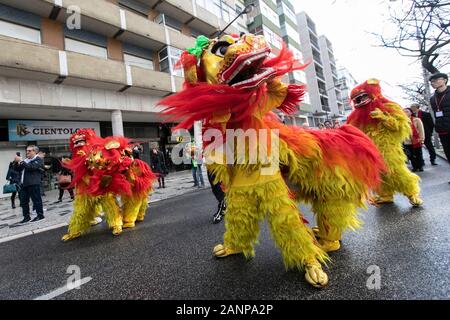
[317,123,325,130]
[14,145,45,223]
[333,120,341,128]
[190,145,205,188]
[150,147,168,188]
[410,103,437,166]
[132,145,141,160]
[6,157,21,209]
[403,108,425,172]
[56,155,74,203]
[324,120,333,129]
[37,151,49,197]
[429,73,450,182]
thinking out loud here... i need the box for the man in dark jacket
[429,72,450,183]
[410,103,437,165]
[14,145,45,223]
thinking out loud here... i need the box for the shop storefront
[0,120,101,197]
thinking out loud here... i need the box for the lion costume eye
[212,41,231,57]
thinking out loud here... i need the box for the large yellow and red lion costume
[61,129,156,241]
[159,34,385,288]
[347,79,423,206]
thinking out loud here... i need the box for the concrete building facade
[0,0,248,197]
[337,66,359,116]
[319,35,344,117]
[245,0,310,126]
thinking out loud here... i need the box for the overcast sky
[293,0,423,106]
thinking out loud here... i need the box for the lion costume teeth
[159,34,386,288]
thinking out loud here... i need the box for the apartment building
[0,0,248,196]
[276,0,311,126]
[296,11,326,125]
[337,66,358,116]
[296,11,346,126]
[245,0,310,126]
[319,35,344,117]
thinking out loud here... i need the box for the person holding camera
[14,145,45,223]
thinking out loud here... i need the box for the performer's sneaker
[408,195,423,207]
[212,201,226,224]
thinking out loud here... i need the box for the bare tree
[398,81,430,107]
[376,0,450,74]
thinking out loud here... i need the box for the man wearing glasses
[429,72,450,184]
[14,145,45,223]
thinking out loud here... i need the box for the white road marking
[34,277,92,300]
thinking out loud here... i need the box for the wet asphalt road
[0,157,449,300]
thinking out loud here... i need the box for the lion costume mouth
[72,137,86,148]
[220,48,276,90]
[351,92,372,108]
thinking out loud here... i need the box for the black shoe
[412,168,417,172]
[431,161,438,166]
[56,199,62,203]
[31,216,45,222]
[212,201,225,224]
[418,168,424,172]
[19,217,31,224]
[11,205,16,209]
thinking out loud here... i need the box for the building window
[118,0,149,18]
[259,1,280,28]
[124,54,153,70]
[159,46,183,77]
[263,26,282,49]
[64,38,108,59]
[123,43,153,69]
[281,3,296,23]
[0,20,41,44]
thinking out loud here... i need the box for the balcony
[64,51,126,91]
[127,66,172,96]
[169,30,195,51]
[0,36,60,83]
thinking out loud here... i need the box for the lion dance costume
[159,34,385,288]
[61,129,156,241]
[347,79,423,206]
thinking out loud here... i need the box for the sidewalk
[0,168,208,241]
[436,147,448,161]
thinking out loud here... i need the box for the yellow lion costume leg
[213,177,329,288]
[312,200,362,252]
[373,144,422,206]
[121,195,141,229]
[62,194,101,241]
[98,194,123,236]
[136,197,148,222]
[377,166,422,206]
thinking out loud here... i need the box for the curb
[0,188,210,244]
[0,222,68,244]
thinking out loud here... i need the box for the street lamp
[215,4,254,38]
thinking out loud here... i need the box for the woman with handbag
[57,156,74,202]
[6,160,20,209]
